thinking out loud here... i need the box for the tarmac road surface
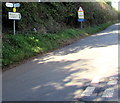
[3,23,120,102]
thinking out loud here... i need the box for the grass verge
[2,21,119,70]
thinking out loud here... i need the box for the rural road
[3,23,119,102]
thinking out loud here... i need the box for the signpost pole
[78,7,84,29]
[81,21,82,28]
[6,2,21,35]
[13,20,15,35]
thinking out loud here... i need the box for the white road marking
[107,80,118,85]
[81,87,95,96]
[102,88,114,98]
[91,76,101,83]
[109,77,118,80]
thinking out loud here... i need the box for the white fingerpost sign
[14,3,20,8]
[5,3,13,7]
[8,12,21,20]
[6,3,20,8]
[78,7,84,28]
[5,2,21,35]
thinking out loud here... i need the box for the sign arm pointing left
[5,3,20,8]
[6,2,21,35]
[6,3,13,7]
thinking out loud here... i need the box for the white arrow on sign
[78,7,83,11]
[14,3,20,7]
[5,3,13,7]
[8,12,21,20]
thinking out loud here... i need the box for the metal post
[13,20,15,35]
[81,21,82,28]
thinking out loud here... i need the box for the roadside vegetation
[2,2,120,69]
[2,21,119,69]
[2,2,118,34]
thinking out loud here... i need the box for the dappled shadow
[53,29,118,56]
[3,24,119,101]
[3,56,119,101]
[77,73,119,101]
[3,58,93,101]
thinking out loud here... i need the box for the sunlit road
[3,23,119,101]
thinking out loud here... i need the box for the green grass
[2,21,119,69]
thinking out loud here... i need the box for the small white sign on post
[6,3,21,35]
[78,7,84,19]
[8,12,21,20]
[78,7,84,28]
[5,3,13,7]
[14,3,20,8]
[6,3,20,8]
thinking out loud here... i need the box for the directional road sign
[5,3,13,7]
[8,12,21,20]
[14,3,20,7]
[5,3,20,8]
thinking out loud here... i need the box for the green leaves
[2,2,118,34]
[3,21,118,69]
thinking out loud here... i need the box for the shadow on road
[3,24,119,102]
[52,30,118,56]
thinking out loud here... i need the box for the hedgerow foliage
[2,2,118,34]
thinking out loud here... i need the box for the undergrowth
[2,21,119,69]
